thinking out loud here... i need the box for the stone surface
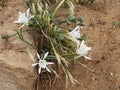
[0,49,37,90]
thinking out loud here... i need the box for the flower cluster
[13,5,92,84]
[69,25,91,60]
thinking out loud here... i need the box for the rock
[0,49,37,90]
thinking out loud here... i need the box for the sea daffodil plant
[9,0,92,86]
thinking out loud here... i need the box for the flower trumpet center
[39,60,47,68]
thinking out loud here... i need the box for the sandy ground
[0,0,120,90]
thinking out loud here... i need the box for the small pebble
[110,72,113,76]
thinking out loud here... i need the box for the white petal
[74,31,80,39]
[69,26,79,35]
[28,15,34,20]
[80,40,91,52]
[19,24,25,29]
[47,62,54,65]
[84,55,91,60]
[75,25,80,31]
[76,49,82,55]
[43,52,49,60]
[38,67,41,74]
[14,20,20,23]
[31,63,39,67]
[72,25,80,32]
[37,52,41,59]
[26,8,30,18]
[81,40,85,46]
[46,67,51,72]
[69,25,81,40]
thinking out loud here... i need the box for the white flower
[32,52,54,74]
[14,8,34,28]
[69,25,81,40]
[69,25,82,48]
[76,40,91,60]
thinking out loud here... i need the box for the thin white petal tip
[84,56,92,60]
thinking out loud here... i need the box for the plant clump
[1,0,92,88]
